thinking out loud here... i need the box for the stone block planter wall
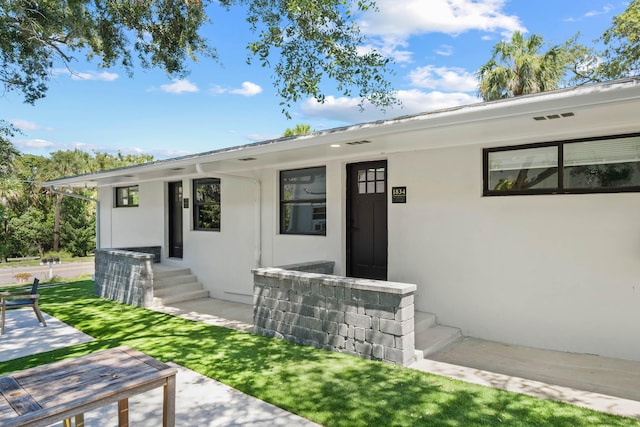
[116,246,162,263]
[95,249,154,307]
[253,264,417,366]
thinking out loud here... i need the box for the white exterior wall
[99,181,165,248]
[387,144,640,361]
[258,162,346,274]
[96,143,640,361]
[181,176,257,304]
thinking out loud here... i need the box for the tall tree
[477,32,565,101]
[598,0,640,80]
[1,0,395,113]
[0,121,19,177]
[46,150,94,251]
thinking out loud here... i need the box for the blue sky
[1,0,624,159]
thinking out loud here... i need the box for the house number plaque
[392,186,407,203]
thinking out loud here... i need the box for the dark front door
[168,181,183,258]
[347,161,388,280]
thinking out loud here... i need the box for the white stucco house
[46,77,640,362]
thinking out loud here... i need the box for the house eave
[44,77,640,188]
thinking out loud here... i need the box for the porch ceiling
[45,78,640,188]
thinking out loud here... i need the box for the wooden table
[0,346,177,426]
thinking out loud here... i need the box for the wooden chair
[1,278,47,335]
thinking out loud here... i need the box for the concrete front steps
[414,311,462,361]
[152,267,209,306]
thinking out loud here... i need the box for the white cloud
[229,81,263,96]
[300,90,480,123]
[564,4,614,21]
[435,45,454,56]
[160,79,199,94]
[10,119,51,131]
[584,4,614,18]
[358,0,525,62]
[245,133,280,142]
[53,68,119,81]
[210,81,263,97]
[13,138,56,150]
[408,65,478,92]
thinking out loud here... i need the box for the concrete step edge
[414,311,437,329]
[153,268,192,279]
[415,325,462,359]
[154,290,210,306]
[154,275,198,288]
[153,282,204,297]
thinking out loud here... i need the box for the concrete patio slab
[0,308,94,362]
[0,307,318,427]
[80,362,319,426]
[152,298,254,332]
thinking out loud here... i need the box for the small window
[115,186,139,207]
[280,166,326,235]
[193,178,221,231]
[484,133,640,196]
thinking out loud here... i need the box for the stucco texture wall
[387,145,640,361]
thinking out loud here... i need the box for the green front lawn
[1,279,638,427]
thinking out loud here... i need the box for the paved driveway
[0,261,94,285]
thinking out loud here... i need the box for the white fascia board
[44,78,640,188]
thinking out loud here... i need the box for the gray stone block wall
[252,266,417,366]
[116,246,162,263]
[276,260,335,274]
[95,249,154,307]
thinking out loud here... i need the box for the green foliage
[1,0,396,114]
[0,120,19,177]
[1,279,637,427]
[599,0,640,79]
[0,0,210,104]
[0,148,152,260]
[283,124,313,137]
[61,197,95,257]
[7,207,53,257]
[247,0,397,116]
[477,32,565,101]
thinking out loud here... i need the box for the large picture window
[115,185,139,207]
[280,166,326,235]
[193,178,221,231]
[484,134,640,196]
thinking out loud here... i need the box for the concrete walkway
[155,298,640,419]
[4,300,640,422]
[0,308,319,427]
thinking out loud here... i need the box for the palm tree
[283,124,313,137]
[477,32,565,101]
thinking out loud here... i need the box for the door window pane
[357,167,386,194]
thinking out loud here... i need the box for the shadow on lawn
[3,280,636,427]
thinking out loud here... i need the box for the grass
[1,279,639,427]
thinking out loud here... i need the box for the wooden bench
[0,346,177,426]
